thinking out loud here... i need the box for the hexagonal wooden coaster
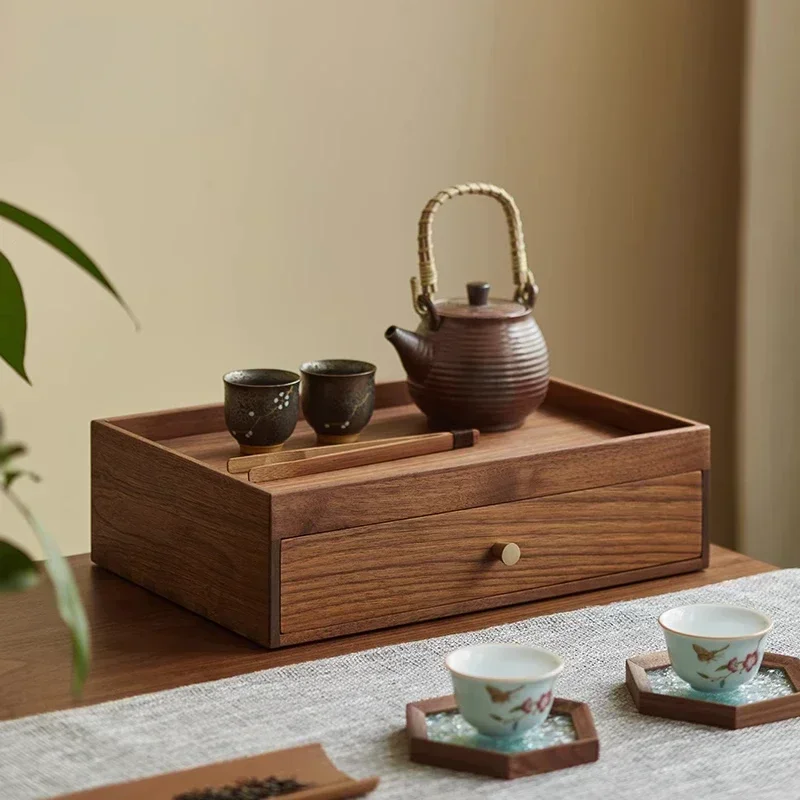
[626,651,800,729]
[406,695,599,780]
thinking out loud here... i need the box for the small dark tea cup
[300,360,376,444]
[223,369,300,454]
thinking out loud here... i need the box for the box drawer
[281,472,702,640]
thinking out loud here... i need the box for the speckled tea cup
[223,369,300,454]
[445,643,563,738]
[659,604,773,693]
[299,360,376,444]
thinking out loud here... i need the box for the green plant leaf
[4,469,41,489]
[0,539,39,592]
[697,672,710,679]
[42,539,90,696]
[0,250,29,383]
[0,201,138,329]
[0,442,27,467]
[5,490,89,695]
[716,664,731,672]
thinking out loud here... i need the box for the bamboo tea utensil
[54,743,378,799]
[248,429,479,482]
[227,433,429,474]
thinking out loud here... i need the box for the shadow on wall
[486,0,745,549]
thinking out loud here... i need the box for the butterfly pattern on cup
[484,684,553,731]
[693,643,729,663]
[693,642,761,689]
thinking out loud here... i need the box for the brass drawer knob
[491,542,521,566]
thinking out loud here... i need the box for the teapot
[385,183,549,432]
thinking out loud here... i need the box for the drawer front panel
[280,472,702,634]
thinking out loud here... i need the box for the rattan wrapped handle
[412,182,537,316]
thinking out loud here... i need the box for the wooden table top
[0,545,774,722]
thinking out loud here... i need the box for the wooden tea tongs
[227,429,479,483]
[226,433,427,474]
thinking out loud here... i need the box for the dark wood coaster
[626,651,800,730]
[405,695,599,780]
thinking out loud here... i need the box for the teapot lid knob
[467,281,490,307]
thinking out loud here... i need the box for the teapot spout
[385,326,433,384]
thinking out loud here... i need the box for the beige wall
[739,0,800,565]
[1,0,742,557]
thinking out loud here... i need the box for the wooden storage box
[91,379,710,647]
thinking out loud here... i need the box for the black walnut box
[91,379,710,647]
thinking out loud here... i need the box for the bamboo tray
[91,379,710,648]
[54,743,378,799]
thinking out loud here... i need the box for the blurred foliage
[0,200,134,695]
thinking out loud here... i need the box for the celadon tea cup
[659,604,773,693]
[445,643,564,738]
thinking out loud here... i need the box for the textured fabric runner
[2,570,800,800]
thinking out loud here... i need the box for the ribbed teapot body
[407,314,549,432]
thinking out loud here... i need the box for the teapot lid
[435,282,531,320]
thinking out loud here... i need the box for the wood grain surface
[91,421,274,644]
[281,472,703,637]
[0,546,772,723]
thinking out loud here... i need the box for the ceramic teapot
[385,182,549,432]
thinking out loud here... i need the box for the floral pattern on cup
[695,644,761,689]
[659,604,772,693]
[235,387,295,440]
[446,643,563,738]
[300,360,376,443]
[485,685,554,732]
[223,369,300,453]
